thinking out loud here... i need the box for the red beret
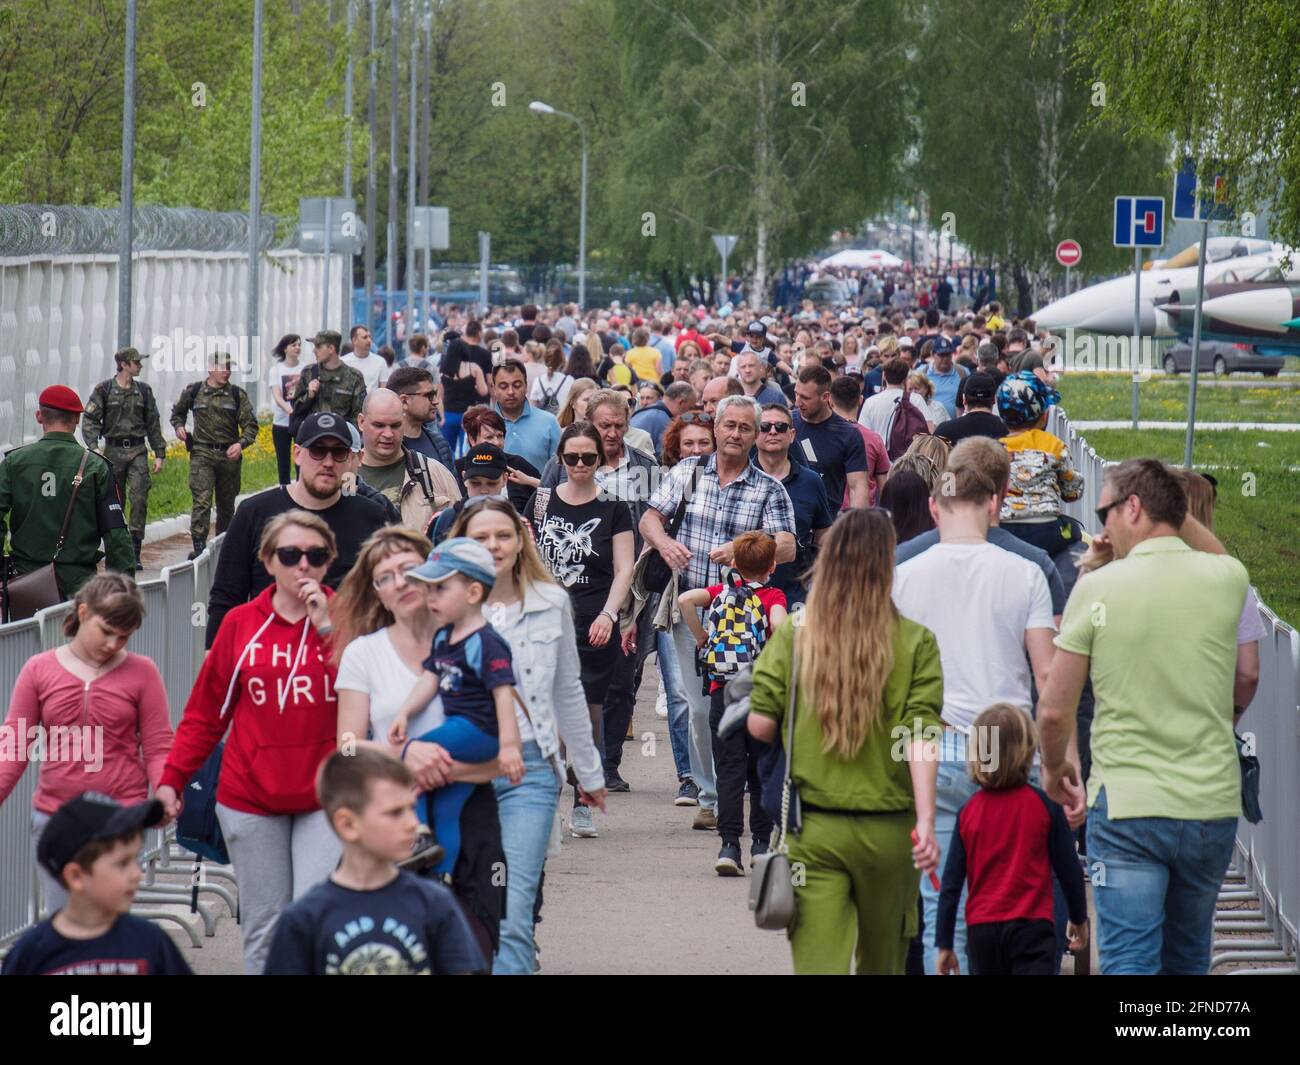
[39,385,84,413]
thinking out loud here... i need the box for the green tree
[1029,0,1300,253]
[913,0,1167,314]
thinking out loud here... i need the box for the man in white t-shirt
[859,356,932,439]
[891,441,1057,977]
[342,325,388,393]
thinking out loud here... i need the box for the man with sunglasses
[81,347,166,570]
[754,403,833,607]
[385,365,457,470]
[204,412,390,647]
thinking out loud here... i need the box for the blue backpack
[175,743,230,864]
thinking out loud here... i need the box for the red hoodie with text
[158,584,338,816]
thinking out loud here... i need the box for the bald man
[700,375,744,418]
[358,388,459,531]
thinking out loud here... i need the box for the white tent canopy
[819,248,906,270]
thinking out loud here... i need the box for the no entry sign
[1056,239,1082,267]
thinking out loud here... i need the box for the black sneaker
[714,842,744,877]
[396,829,445,875]
[605,771,631,793]
[674,779,700,807]
[751,838,770,866]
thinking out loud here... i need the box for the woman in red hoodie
[156,510,340,975]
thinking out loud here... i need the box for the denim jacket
[495,580,605,793]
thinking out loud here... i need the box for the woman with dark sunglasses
[524,422,634,836]
[157,510,343,974]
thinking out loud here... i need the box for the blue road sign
[1113,196,1165,248]
[1173,159,1233,222]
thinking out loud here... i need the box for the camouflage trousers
[104,444,152,540]
[189,445,242,543]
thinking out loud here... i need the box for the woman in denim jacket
[448,498,607,974]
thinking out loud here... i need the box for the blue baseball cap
[407,537,497,588]
[926,336,954,356]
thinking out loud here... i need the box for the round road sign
[1056,239,1082,267]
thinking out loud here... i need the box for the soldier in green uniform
[0,385,136,602]
[171,351,259,559]
[80,347,166,570]
[290,329,366,429]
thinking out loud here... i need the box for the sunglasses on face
[1095,496,1130,526]
[275,546,332,568]
[561,451,600,467]
[759,422,791,434]
[679,412,713,425]
[306,444,351,463]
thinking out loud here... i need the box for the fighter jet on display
[1031,238,1284,337]
[1154,260,1300,350]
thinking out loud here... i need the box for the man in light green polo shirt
[1038,458,1247,975]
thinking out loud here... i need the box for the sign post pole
[1132,245,1141,429]
[1184,221,1209,468]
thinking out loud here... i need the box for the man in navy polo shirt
[754,402,833,606]
[490,358,561,473]
[790,364,868,513]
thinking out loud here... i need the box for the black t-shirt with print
[1,914,192,975]
[528,490,633,619]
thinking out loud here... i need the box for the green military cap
[114,347,143,366]
[209,350,235,367]
[306,329,343,349]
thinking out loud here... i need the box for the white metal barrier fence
[0,535,225,950]
[1050,407,1299,972]
[0,248,347,452]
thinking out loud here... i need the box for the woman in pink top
[0,574,175,914]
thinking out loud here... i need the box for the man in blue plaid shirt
[641,394,796,829]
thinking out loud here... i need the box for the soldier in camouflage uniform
[0,385,135,603]
[81,347,166,570]
[290,329,366,428]
[171,351,259,559]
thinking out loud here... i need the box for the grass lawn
[130,420,281,526]
[1057,372,1300,424]
[1066,426,1300,628]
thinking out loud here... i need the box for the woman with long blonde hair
[557,376,598,427]
[448,498,605,973]
[888,432,951,492]
[748,507,943,975]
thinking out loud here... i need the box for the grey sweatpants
[215,804,341,975]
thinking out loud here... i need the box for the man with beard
[204,412,390,647]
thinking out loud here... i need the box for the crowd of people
[0,289,1263,977]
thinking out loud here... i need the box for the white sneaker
[569,805,599,838]
[655,682,669,719]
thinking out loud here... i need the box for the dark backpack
[175,743,230,864]
[885,387,928,460]
[287,364,321,437]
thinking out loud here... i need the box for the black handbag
[640,494,688,595]
[749,636,801,930]
[1237,731,1263,824]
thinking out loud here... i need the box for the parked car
[1161,340,1284,377]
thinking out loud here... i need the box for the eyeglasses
[1095,496,1130,526]
[561,451,599,467]
[679,412,713,425]
[275,546,332,568]
[373,564,420,591]
[759,422,791,434]
[306,444,351,463]
[410,389,436,401]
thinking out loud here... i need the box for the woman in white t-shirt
[528,340,573,415]
[330,526,503,950]
[268,334,312,486]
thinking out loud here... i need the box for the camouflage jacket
[171,381,259,449]
[290,362,366,426]
[82,377,166,455]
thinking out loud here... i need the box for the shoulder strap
[533,486,552,527]
[52,450,92,560]
[776,633,799,845]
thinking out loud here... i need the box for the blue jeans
[492,741,560,975]
[1087,786,1236,975]
[415,715,499,875]
[672,616,715,810]
[657,628,692,780]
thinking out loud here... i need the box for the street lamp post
[530,100,586,309]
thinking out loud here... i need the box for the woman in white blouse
[447,497,606,975]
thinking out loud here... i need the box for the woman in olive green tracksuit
[749,507,943,975]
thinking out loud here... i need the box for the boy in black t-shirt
[264,749,486,974]
[2,794,192,976]
[388,537,524,876]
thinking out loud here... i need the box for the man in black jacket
[204,412,389,646]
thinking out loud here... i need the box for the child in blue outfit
[389,537,525,875]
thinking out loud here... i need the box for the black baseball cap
[745,320,767,337]
[38,793,164,881]
[963,371,998,403]
[295,411,352,447]
[457,442,510,480]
